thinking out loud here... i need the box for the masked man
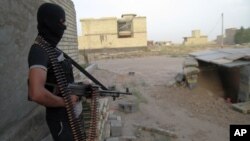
[28,3,81,141]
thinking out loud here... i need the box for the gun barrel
[99,90,132,95]
[67,83,132,97]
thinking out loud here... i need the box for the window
[117,20,133,38]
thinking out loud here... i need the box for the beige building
[78,14,147,50]
[183,30,208,45]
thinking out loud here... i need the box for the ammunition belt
[87,87,98,141]
[35,36,85,141]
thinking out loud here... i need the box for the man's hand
[70,95,79,106]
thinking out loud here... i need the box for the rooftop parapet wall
[78,14,147,49]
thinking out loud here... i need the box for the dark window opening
[117,20,133,38]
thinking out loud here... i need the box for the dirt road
[91,56,250,141]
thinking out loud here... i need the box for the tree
[234,27,250,44]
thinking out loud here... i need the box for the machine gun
[61,49,132,100]
[67,83,132,100]
[58,49,133,141]
[35,37,132,141]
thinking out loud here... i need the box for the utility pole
[221,13,224,48]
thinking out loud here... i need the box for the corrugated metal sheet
[218,48,250,54]
[190,48,250,68]
[224,54,246,60]
[221,61,250,68]
[210,58,233,64]
[195,52,229,62]
[189,50,217,56]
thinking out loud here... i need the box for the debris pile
[105,114,137,141]
[118,101,138,113]
[183,57,200,89]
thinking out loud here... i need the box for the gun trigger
[126,88,129,93]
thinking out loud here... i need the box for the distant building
[147,40,154,46]
[216,28,237,45]
[154,41,172,46]
[78,14,147,50]
[183,30,208,45]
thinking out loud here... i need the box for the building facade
[216,28,237,45]
[183,30,208,45]
[78,14,147,50]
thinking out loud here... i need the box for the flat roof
[189,48,250,68]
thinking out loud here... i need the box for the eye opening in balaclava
[37,3,66,46]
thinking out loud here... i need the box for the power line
[207,15,221,37]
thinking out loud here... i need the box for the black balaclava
[37,3,66,47]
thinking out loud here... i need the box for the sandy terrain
[90,56,250,141]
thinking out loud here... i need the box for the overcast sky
[72,0,250,43]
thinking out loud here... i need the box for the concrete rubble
[107,114,122,137]
[133,124,177,138]
[118,101,138,113]
[110,120,122,137]
[105,113,137,141]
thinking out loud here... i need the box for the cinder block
[108,114,122,132]
[118,102,137,113]
[110,120,122,137]
[108,114,118,121]
[117,116,121,121]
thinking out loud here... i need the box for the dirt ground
[90,55,250,141]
